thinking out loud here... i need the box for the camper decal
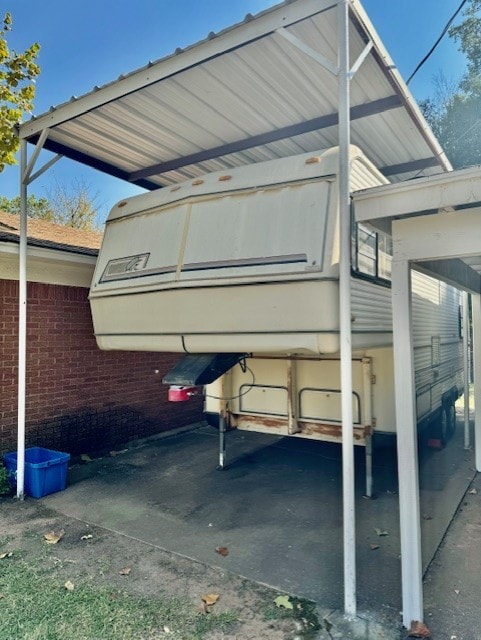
[99,253,308,283]
[100,253,150,282]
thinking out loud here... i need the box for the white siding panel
[351,278,392,333]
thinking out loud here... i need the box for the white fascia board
[349,0,451,174]
[0,242,97,287]
[353,165,481,226]
[19,0,337,140]
[0,241,97,265]
[392,206,481,262]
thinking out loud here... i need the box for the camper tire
[437,399,456,446]
[438,406,449,447]
[446,402,456,440]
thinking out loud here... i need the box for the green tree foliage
[0,12,40,171]
[0,194,54,220]
[450,0,481,92]
[422,1,481,168]
[0,179,100,231]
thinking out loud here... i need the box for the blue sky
[0,0,468,223]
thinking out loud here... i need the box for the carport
[15,0,454,627]
[354,167,481,627]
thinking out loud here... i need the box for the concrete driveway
[43,421,475,621]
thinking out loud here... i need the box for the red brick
[0,279,202,454]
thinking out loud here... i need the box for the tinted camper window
[352,222,392,284]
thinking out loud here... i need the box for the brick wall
[0,279,203,455]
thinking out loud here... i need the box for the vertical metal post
[392,258,423,627]
[218,414,226,469]
[362,358,373,498]
[463,291,471,449]
[216,373,227,470]
[17,139,28,500]
[338,0,356,618]
[364,434,373,498]
[472,293,481,472]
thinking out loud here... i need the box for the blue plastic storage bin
[3,447,70,499]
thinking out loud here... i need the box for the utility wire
[407,0,469,85]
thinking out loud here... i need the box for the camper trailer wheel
[438,406,449,447]
[446,402,456,439]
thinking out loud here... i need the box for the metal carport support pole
[15,129,59,499]
[338,0,356,618]
[391,256,423,628]
[472,293,481,472]
[463,291,471,450]
[17,138,28,500]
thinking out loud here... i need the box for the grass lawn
[0,500,319,640]
[0,542,236,640]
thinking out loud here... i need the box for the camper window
[352,222,392,284]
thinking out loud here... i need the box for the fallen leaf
[454,588,460,595]
[44,529,65,545]
[0,552,13,560]
[468,488,478,495]
[374,528,389,537]
[80,454,92,463]
[407,620,432,638]
[80,534,93,541]
[370,544,380,550]
[422,514,433,520]
[274,595,294,610]
[109,449,128,457]
[202,593,220,606]
[119,566,132,576]
[64,580,75,592]
[215,546,229,557]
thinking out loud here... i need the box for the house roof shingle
[0,211,102,256]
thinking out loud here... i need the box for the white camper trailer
[89,146,464,487]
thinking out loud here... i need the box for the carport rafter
[128,95,402,182]
[26,96,403,189]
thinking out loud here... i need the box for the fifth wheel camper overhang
[90,146,464,453]
[90,146,390,354]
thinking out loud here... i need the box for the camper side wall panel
[351,277,392,343]
[411,271,463,420]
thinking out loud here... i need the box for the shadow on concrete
[43,420,474,618]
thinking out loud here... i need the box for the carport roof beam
[128,95,402,183]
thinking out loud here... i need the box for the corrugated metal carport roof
[19,0,451,190]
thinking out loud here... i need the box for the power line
[406,0,469,85]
